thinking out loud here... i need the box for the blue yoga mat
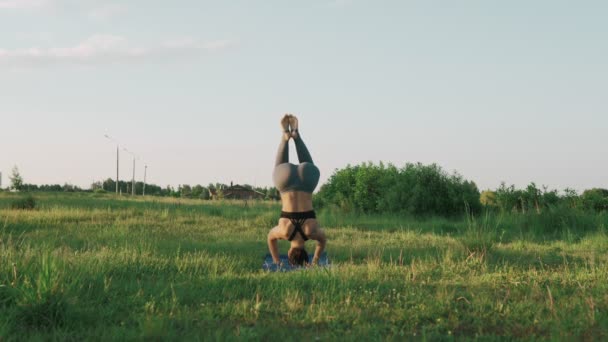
[262,252,330,272]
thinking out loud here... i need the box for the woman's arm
[311,229,327,265]
[267,227,282,264]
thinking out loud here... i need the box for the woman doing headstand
[267,114,327,266]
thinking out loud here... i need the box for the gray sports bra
[273,162,320,193]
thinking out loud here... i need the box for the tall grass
[0,192,607,340]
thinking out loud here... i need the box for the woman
[267,114,327,266]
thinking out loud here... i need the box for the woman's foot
[281,114,291,141]
[289,115,299,139]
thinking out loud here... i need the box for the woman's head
[288,247,309,266]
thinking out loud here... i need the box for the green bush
[581,188,608,211]
[315,162,481,216]
[10,195,37,210]
[495,182,562,214]
[493,184,607,214]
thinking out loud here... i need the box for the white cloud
[0,35,236,67]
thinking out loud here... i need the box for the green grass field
[1,192,607,340]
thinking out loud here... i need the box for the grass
[0,192,607,340]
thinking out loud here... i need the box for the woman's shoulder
[303,218,322,235]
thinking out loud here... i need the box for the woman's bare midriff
[280,191,314,212]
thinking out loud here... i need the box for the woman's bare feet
[288,115,299,139]
[281,114,291,141]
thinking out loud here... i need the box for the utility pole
[143,165,147,196]
[131,156,136,196]
[116,145,119,194]
[123,148,137,196]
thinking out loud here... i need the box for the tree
[562,188,580,209]
[200,189,211,200]
[263,187,279,201]
[9,166,23,191]
[215,188,224,200]
[192,185,203,198]
[90,181,104,191]
[192,185,210,199]
[581,188,608,211]
[180,184,192,198]
[480,190,497,207]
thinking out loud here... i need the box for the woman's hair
[288,247,309,266]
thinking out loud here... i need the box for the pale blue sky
[1,0,606,191]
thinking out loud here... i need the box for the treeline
[18,183,84,192]
[91,178,279,200]
[6,164,607,216]
[3,165,279,200]
[316,162,608,217]
[483,184,608,213]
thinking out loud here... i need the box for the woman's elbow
[267,232,278,243]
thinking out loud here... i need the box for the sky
[0,0,606,192]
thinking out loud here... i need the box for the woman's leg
[289,115,314,164]
[275,115,291,166]
[293,132,313,164]
[275,136,289,166]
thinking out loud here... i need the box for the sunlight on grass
[0,192,607,339]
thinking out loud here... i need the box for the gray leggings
[275,130,313,166]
